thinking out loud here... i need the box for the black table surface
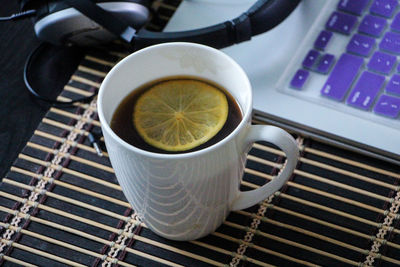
[0,2,84,179]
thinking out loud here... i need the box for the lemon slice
[133,79,228,152]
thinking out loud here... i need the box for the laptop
[164,0,400,164]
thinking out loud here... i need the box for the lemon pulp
[133,79,229,152]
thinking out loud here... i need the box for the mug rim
[97,42,253,159]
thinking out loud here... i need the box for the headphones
[19,0,300,105]
[21,0,301,49]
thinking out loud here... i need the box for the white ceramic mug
[98,42,299,241]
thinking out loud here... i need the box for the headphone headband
[18,0,301,106]
[64,0,300,50]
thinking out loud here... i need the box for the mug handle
[231,125,299,211]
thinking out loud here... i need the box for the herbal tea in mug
[98,42,299,241]
[110,76,242,154]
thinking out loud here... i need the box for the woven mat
[1,2,400,266]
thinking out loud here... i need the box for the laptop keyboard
[289,0,400,120]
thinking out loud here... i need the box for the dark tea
[110,76,242,154]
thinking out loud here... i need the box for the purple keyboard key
[385,74,400,95]
[347,71,385,110]
[347,34,375,56]
[370,0,398,18]
[358,14,387,37]
[290,69,309,90]
[367,51,396,74]
[316,54,335,74]
[321,53,363,101]
[391,12,400,32]
[338,0,369,15]
[302,50,320,69]
[326,11,357,35]
[374,94,400,117]
[314,30,333,50]
[379,31,400,54]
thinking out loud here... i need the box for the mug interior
[98,42,252,154]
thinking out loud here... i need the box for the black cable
[24,43,96,106]
[0,10,36,21]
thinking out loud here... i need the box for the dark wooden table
[0,2,83,178]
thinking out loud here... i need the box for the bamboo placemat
[1,1,400,266]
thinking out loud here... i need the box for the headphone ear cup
[32,0,150,46]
